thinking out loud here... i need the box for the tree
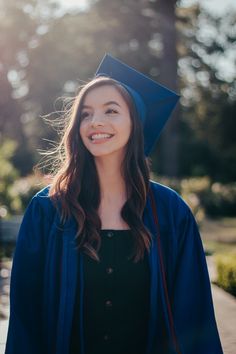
[149,0,179,176]
[177,4,236,181]
[0,0,58,174]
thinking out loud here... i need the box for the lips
[88,132,114,141]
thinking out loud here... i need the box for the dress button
[105,300,112,307]
[106,267,114,274]
[107,231,113,238]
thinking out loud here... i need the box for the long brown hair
[47,76,152,262]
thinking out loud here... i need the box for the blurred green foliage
[0,173,50,218]
[215,253,236,297]
[2,170,235,218]
[176,5,236,181]
[0,138,50,217]
[0,139,20,217]
[152,174,236,220]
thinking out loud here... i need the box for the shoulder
[34,184,51,198]
[28,184,58,220]
[148,180,200,255]
[148,179,194,234]
[149,179,190,215]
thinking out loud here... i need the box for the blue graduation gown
[5,180,223,354]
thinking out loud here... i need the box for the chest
[98,203,130,229]
[83,229,150,288]
[76,230,151,354]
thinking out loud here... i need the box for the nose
[90,113,105,127]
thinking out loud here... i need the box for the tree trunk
[155,0,179,177]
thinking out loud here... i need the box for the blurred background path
[207,256,236,354]
[211,284,236,354]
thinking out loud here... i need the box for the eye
[81,111,90,120]
[106,108,118,114]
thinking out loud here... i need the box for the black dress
[70,229,150,354]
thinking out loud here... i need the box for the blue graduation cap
[95,53,180,156]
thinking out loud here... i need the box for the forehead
[83,84,127,106]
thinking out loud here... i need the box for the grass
[203,240,236,256]
[200,217,236,255]
[200,217,236,297]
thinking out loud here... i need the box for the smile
[89,133,114,141]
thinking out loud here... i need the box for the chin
[90,150,115,158]
[87,147,126,159]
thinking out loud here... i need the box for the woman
[5,54,223,354]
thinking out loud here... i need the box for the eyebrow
[81,101,121,109]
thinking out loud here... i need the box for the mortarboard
[95,53,180,156]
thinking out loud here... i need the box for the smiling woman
[5,54,223,354]
[51,75,148,234]
[79,83,132,160]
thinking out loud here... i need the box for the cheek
[79,122,86,141]
[123,118,132,140]
[79,127,89,149]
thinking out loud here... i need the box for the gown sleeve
[171,207,223,354]
[5,195,50,354]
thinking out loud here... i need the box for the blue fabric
[120,83,147,124]
[5,181,223,354]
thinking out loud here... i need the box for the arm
[5,196,49,354]
[171,208,223,354]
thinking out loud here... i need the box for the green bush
[0,139,19,218]
[8,173,52,214]
[201,182,236,217]
[215,254,236,297]
[151,174,236,218]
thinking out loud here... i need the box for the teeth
[91,133,112,140]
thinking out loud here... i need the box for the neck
[94,154,127,204]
